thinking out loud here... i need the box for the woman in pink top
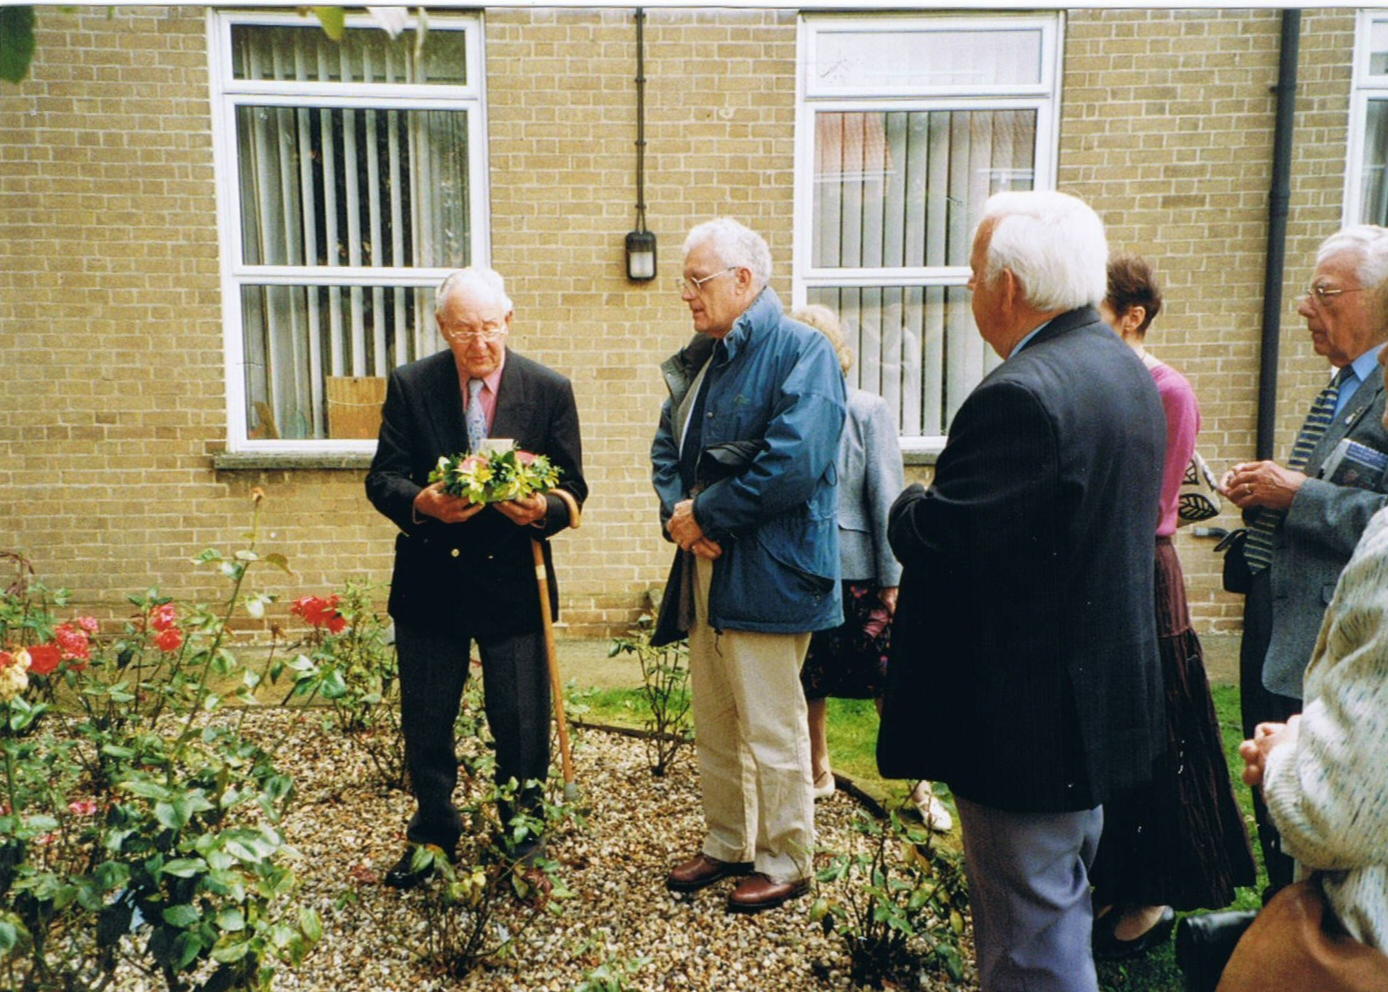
[1089,255,1256,959]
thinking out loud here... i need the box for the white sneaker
[812,772,836,801]
[912,782,953,833]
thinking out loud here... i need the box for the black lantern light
[625,8,656,282]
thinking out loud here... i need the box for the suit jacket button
[450,548,460,558]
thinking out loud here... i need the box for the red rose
[55,623,91,661]
[150,604,178,632]
[155,628,183,653]
[27,644,61,676]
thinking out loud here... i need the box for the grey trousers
[956,796,1104,992]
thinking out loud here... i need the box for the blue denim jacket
[652,288,846,633]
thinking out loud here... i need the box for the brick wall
[0,5,1365,639]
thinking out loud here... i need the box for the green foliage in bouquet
[428,447,561,505]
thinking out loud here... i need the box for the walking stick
[532,536,579,801]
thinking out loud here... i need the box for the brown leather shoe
[727,873,810,914]
[665,853,754,893]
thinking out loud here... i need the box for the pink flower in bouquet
[155,627,184,653]
[150,603,178,632]
[26,644,62,676]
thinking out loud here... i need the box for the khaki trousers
[689,556,815,883]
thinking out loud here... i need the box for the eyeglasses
[1293,284,1367,311]
[674,267,736,296]
[442,324,508,344]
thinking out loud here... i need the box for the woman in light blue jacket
[793,305,951,832]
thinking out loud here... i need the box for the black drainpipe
[1256,10,1301,460]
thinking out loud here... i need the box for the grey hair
[1317,225,1388,293]
[434,266,514,315]
[791,304,853,375]
[979,190,1108,312]
[683,218,772,289]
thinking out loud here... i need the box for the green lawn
[572,680,1264,992]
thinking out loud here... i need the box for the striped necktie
[466,378,487,453]
[1243,366,1352,573]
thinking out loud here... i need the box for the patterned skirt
[799,581,892,701]
[1089,537,1257,910]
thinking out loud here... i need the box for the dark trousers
[1238,569,1301,895]
[395,622,551,854]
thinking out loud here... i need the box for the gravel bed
[125,708,978,992]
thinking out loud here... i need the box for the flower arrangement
[429,443,561,505]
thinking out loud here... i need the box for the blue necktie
[466,378,487,453]
[1243,366,1351,573]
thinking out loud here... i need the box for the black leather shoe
[1093,905,1177,961]
[1174,910,1256,992]
[665,853,754,893]
[384,845,447,890]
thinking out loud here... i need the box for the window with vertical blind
[209,11,488,450]
[1349,12,1388,227]
[795,14,1061,452]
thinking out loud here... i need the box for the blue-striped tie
[1243,366,1351,573]
[466,378,487,453]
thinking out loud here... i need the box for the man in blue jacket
[652,218,846,914]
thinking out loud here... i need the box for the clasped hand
[669,498,723,560]
[414,482,548,527]
[1238,716,1300,786]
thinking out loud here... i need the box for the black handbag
[1216,527,1251,595]
[1175,910,1257,992]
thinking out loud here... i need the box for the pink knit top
[1150,360,1201,537]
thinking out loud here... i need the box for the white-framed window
[793,13,1062,453]
[208,10,489,452]
[1347,11,1388,227]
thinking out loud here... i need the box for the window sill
[212,451,374,471]
[902,449,940,467]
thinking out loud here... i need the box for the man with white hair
[652,218,846,914]
[878,191,1166,990]
[1222,224,1388,895]
[366,266,586,889]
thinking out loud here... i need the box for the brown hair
[1105,253,1163,336]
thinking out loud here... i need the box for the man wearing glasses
[366,266,586,889]
[652,218,846,913]
[1222,224,1388,895]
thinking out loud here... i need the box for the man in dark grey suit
[879,191,1166,992]
[1222,224,1388,893]
[366,266,586,889]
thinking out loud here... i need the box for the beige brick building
[0,5,1379,638]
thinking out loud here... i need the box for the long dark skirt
[800,581,891,701]
[1090,537,1257,911]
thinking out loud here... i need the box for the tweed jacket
[1264,504,1388,950]
[837,387,904,585]
[365,348,587,638]
[878,307,1167,813]
[1259,365,1388,697]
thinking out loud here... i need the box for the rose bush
[0,496,320,992]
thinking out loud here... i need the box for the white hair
[683,218,772,289]
[1317,224,1388,294]
[435,266,513,315]
[979,190,1108,312]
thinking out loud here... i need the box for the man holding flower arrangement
[366,266,586,889]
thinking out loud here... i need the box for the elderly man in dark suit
[366,266,586,889]
[1222,224,1388,894]
[878,191,1166,992]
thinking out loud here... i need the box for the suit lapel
[1308,374,1385,472]
[490,351,534,443]
[420,353,468,456]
